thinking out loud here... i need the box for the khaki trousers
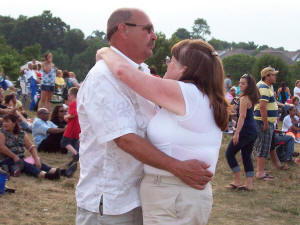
[76,206,143,225]
[140,174,213,225]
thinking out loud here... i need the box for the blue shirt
[32,118,57,147]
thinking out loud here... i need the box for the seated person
[0,114,60,180]
[282,106,300,142]
[32,108,65,153]
[50,105,67,153]
[4,93,24,112]
[55,70,65,94]
[292,96,300,117]
[270,130,297,166]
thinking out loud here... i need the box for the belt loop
[154,175,161,185]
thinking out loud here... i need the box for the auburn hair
[240,74,260,105]
[172,39,230,131]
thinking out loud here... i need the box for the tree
[87,30,107,42]
[70,38,109,81]
[9,10,70,51]
[0,16,16,42]
[232,41,258,50]
[172,28,190,40]
[252,54,290,90]
[63,29,87,59]
[208,38,231,50]
[222,54,256,83]
[191,18,210,40]
[21,43,41,61]
[146,32,174,76]
[289,61,300,88]
[52,48,70,70]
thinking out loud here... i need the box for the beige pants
[76,206,143,225]
[140,174,213,225]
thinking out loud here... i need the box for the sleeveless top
[237,104,257,137]
[0,129,25,163]
[278,91,289,103]
[41,66,56,86]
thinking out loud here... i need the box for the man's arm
[115,133,213,190]
[259,100,269,131]
[47,127,65,134]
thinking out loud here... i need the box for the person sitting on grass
[269,130,297,169]
[32,108,65,153]
[0,114,60,180]
[60,87,80,162]
[282,106,300,142]
[291,96,300,117]
[50,105,67,153]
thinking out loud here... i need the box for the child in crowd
[60,87,80,162]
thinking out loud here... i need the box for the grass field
[0,133,299,225]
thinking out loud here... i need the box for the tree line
[0,10,299,89]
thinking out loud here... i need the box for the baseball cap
[260,66,279,78]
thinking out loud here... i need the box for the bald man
[76,8,212,225]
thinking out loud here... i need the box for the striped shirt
[254,80,278,123]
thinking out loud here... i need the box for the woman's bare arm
[98,48,186,115]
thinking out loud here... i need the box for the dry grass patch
[0,134,299,225]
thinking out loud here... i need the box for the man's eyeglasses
[107,22,154,41]
[124,23,154,34]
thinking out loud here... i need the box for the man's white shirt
[76,47,156,215]
[282,115,299,132]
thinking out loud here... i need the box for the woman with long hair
[277,81,291,104]
[225,74,260,191]
[38,52,56,111]
[0,114,60,180]
[97,39,230,225]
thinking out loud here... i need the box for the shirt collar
[110,46,148,71]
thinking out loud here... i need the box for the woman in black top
[225,74,260,191]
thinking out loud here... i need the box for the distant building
[218,48,300,64]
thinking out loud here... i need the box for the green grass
[0,132,299,225]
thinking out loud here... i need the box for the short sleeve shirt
[254,80,278,123]
[76,46,156,215]
[282,115,299,132]
[32,118,57,147]
[63,101,80,139]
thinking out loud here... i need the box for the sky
[1,0,300,51]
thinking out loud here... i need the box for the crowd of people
[224,70,300,191]
[0,7,299,225]
[0,55,81,184]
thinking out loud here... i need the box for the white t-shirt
[294,86,300,100]
[145,82,222,176]
[282,115,299,132]
[76,47,156,215]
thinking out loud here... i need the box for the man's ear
[118,23,129,39]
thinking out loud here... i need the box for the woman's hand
[233,132,239,145]
[96,47,110,62]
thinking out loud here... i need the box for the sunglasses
[124,23,154,34]
[59,110,66,113]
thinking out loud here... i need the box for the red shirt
[63,101,81,139]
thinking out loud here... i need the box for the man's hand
[263,122,269,131]
[13,155,20,163]
[171,160,213,190]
